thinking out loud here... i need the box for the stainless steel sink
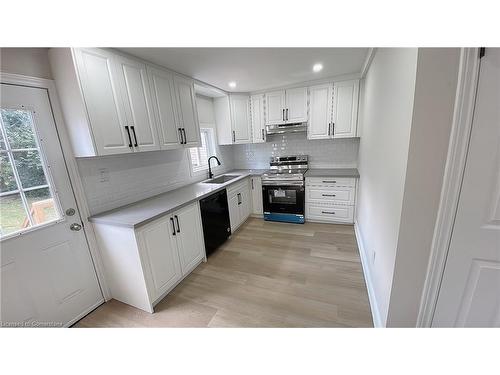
[203,175,240,184]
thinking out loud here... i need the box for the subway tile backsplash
[232,133,359,169]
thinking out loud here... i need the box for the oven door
[262,183,305,216]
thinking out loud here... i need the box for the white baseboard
[354,221,383,327]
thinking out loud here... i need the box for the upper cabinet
[307,80,359,140]
[265,87,308,125]
[49,48,201,157]
[250,94,266,143]
[214,94,252,145]
[332,79,359,138]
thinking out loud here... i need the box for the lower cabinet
[305,177,357,224]
[94,201,205,313]
[227,178,251,232]
[250,176,263,215]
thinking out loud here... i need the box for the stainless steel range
[262,155,308,224]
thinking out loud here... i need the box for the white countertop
[305,168,360,178]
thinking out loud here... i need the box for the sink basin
[203,175,240,184]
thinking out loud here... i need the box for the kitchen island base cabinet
[94,201,205,313]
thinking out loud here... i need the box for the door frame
[0,72,111,301]
[416,48,481,327]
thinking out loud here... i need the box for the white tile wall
[232,133,359,169]
[78,146,234,215]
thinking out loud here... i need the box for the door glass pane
[24,188,58,225]
[12,150,47,188]
[0,109,37,149]
[268,189,297,204]
[0,193,30,235]
[0,153,18,193]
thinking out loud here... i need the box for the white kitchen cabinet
[308,83,334,140]
[251,94,266,143]
[250,176,263,215]
[148,66,182,150]
[114,53,160,152]
[174,75,202,147]
[94,201,206,313]
[227,178,251,231]
[49,48,201,156]
[332,79,359,138]
[214,94,252,145]
[265,87,308,125]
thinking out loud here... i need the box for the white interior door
[0,84,103,327]
[433,49,500,327]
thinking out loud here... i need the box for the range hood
[266,123,307,135]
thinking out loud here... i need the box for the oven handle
[262,181,304,186]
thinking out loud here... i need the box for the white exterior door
[308,84,333,140]
[285,87,308,123]
[148,67,181,150]
[174,76,201,147]
[0,84,103,327]
[114,54,159,152]
[251,94,266,143]
[433,49,500,327]
[73,48,132,155]
[333,80,359,138]
[265,90,285,125]
[174,203,205,274]
[230,95,251,144]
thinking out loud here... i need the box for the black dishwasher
[199,189,231,256]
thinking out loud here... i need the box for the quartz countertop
[305,168,360,178]
[89,170,257,228]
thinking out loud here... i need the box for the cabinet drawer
[305,203,354,223]
[227,178,249,196]
[306,177,355,187]
[306,186,355,205]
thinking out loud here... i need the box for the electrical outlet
[99,168,109,183]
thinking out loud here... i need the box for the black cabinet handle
[261,128,265,140]
[282,109,285,122]
[174,215,180,233]
[322,211,336,215]
[181,128,187,145]
[125,126,133,147]
[178,128,184,144]
[251,179,254,190]
[286,108,289,121]
[328,123,331,136]
[322,194,336,197]
[170,217,176,236]
[130,126,138,147]
[332,122,335,137]
[237,193,242,205]
[322,180,337,184]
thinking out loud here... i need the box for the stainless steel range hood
[266,123,307,135]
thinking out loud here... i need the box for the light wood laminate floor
[75,218,373,327]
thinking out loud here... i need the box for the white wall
[387,48,460,326]
[355,48,418,326]
[77,95,234,215]
[0,48,52,79]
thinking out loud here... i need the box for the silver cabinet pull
[70,223,82,231]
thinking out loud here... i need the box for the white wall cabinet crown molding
[49,48,201,157]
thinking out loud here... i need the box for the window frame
[0,106,63,240]
[188,125,219,177]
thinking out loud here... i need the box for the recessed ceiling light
[228,81,237,88]
[312,63,323,73]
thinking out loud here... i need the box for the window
[189,127,216,173]
[0,108,61,238]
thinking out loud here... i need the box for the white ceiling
[119,48,369,92]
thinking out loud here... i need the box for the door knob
[70,223,82,231]
[65,208,76,216]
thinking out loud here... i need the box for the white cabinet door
[230,94,252,144]
[251,94,266,143]
[265,90,286,125]
[228,193,240,233]
[137,216,182,301]
[285,87,308,123]
[333,80,359,138]
[174,76,201,147]
[174,203,205,275]
[251,177,263,215]
[308,83,333,140]
[148,67,182,150]
[114,54,160,152]
[73,48,132,155]
[238,184,251,222]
